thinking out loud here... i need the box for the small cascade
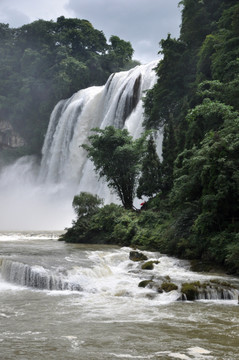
[191,283,237,301]
[1,259,82,291]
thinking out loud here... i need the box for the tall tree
[82,126,145,209]
[137,134,162,199]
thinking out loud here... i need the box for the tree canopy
[82,126,146,209]
[0,17,135,155]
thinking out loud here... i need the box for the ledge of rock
[0,121,25,149]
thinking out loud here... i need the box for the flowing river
[0,232,238,360]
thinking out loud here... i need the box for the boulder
[129,251,148,262]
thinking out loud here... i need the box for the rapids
[0,232,239,360]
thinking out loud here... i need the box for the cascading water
[39,60,160,199]
[0,61,160,230]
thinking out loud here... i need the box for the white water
[0,232,239,360]
[0,61,160,231]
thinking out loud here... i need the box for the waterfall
[39,60,160,199]
[0,61,160,230]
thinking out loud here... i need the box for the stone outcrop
[0,121,25,149]
[129,251,148,262]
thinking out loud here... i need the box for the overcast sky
[0,0,182,63]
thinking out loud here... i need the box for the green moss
[181,282,200,300]
[161,282,178,292]
[210,279,236,289]
[141,260,159,270]
[141,261,154,270]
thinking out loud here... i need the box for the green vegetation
[141,0,239,274]
[0,17,136,155]
[82,126,147,209]
[137,134,162,199]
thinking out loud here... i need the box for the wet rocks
[141,260,160,270]
[181,280,238,301]
[138,277,178,295]
[161,282,178,293]
[138,279,153,288]
[129,251,148,262]
[181,282,199,301]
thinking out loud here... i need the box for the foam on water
[0,236,238,359]
[0,232,61,242]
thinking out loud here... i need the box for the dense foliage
[63,0,239,274]
[82,126,147,209]
[141,0,239,273]
[0,17,136,154]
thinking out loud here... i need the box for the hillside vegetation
[62,0,239,274]
[0,17,136,155]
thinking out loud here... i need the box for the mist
[0,156,74,231]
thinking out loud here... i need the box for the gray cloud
[66,0,182,63]
[0,0,73,27]
[0,0,182,63]
[0,3,30,27]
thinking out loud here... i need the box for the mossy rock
[141,260,159,270]
[181,282,199,300]
[138,280,153,288]
[210,279,236,289]
[129,251,148,262]
[164,275,171,282]
[161,282,178,293]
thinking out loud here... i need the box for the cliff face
[0,121,25,149]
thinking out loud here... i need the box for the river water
[0,232,238,360]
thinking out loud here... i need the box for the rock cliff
[0,121,25,149]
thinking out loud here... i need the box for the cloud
[0,0,181,63]
[0,3,30,27]
[0,0,73,27]
[66,0,181,63]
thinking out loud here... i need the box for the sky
[0,0,182,64]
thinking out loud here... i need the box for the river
[0,232,238,360]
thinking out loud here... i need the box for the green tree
[60,192,103,243]
[186,98,238,147]
[82,126,145,209]
[172,111,239,237]
[137,134,162,198]
[72,192,103,218]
